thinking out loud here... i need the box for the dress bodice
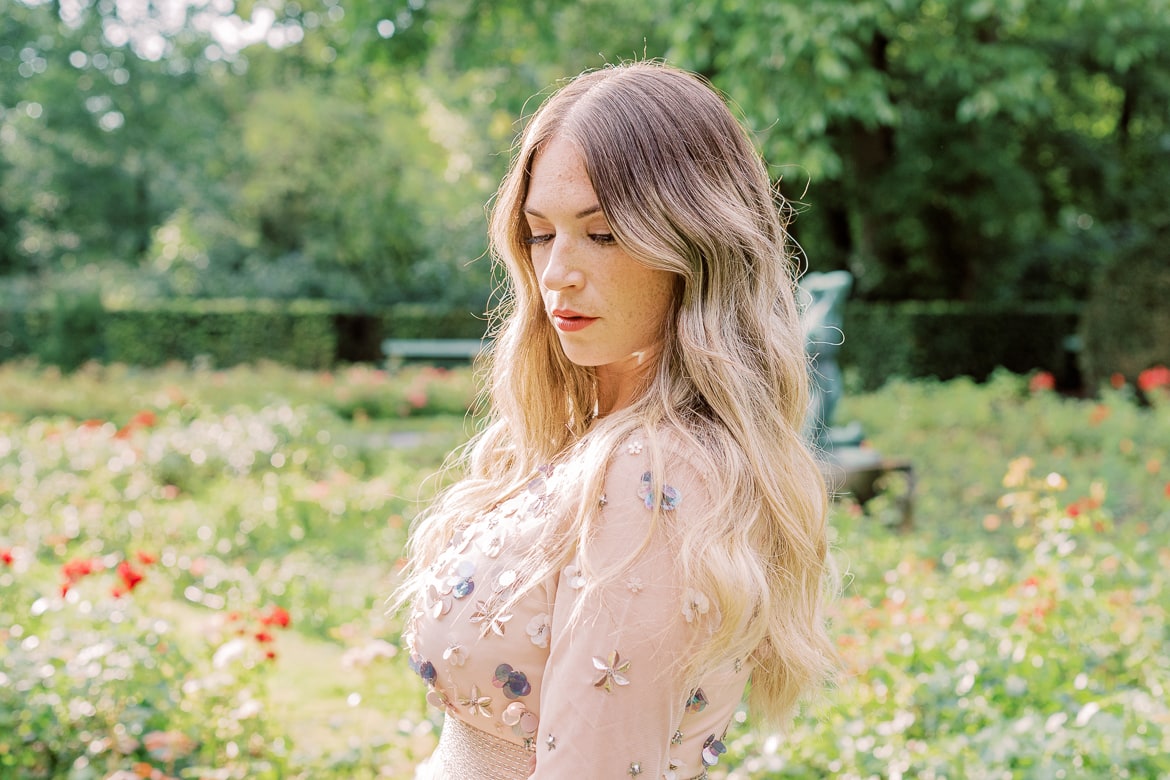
[404,435,751,779]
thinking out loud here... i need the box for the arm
[533,447,711,778]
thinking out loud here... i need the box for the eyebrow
[523,204,603,220]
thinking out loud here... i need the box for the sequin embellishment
[494,663,532,699]
[637,471,681,511]
[701,734,727,767]
[686,688,708,713]
[546,735,557,751]
[502,701,538,739]
[592,650,631,693]
[426,687,455,713]
[627,441,644,455]
[671,730,683,745]
[628,762,643,776]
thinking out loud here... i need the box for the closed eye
[523,234,553,246]
[589,233,616,245]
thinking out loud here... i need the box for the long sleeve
[532,444,714,779]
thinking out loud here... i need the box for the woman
[396,61,836,779]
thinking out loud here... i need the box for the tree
[664,0,1170,301]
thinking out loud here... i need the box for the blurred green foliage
[1,0,1169,315]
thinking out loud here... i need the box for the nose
[538,237,584,292]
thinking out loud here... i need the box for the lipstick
[551,309,597,332]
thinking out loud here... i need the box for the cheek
[629,274,677,329]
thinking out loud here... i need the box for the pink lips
[551,309,597,332]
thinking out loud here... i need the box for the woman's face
[523,135,677,413]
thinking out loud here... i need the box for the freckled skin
[524,136,677,414]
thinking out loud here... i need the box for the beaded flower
[526,613,551,648]
[592,650,631,693]
[682,588,710,623]
[459,685,493,718]
[470,592,513,637]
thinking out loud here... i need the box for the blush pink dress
[404,435,751,779]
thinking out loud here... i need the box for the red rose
[259,605,291,628]
[117,560,146,592]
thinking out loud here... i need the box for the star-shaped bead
[546,734,556,751]
[628,762,643,776]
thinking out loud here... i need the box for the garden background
[2,0,1170,778]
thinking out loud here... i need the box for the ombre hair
[397,61,836,726]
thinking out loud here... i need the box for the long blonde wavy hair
[397,61,836,726]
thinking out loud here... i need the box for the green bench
[382,338,491,364]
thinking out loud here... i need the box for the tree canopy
[2,0,1168,307]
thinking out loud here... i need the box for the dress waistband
[428,714,534,779]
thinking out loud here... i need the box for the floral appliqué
[426,583,452,619]
[637,471,681,511]
[626,440,644,455]
[592,650,631,693]
[459,685,493,718]
[470,592,513,637]
[563,564,586,589]
[526,613,551,648]
[625,575,644,594]
[442,644,466,667]
[682,588,710,623]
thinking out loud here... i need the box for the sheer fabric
[405,434,751,778]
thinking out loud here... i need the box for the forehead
[525,135,599,212]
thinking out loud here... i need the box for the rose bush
[1,362,1167,778]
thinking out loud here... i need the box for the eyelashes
[522,233,616,246]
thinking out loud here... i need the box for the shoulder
[597,426,716,526]
[635,423,713,483]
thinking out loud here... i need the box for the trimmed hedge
[838,301,1082,390]
[1079,225,1170,392]
[0,297,1080,386]
[0,299,489,370]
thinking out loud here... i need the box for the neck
[595,346,660,416]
